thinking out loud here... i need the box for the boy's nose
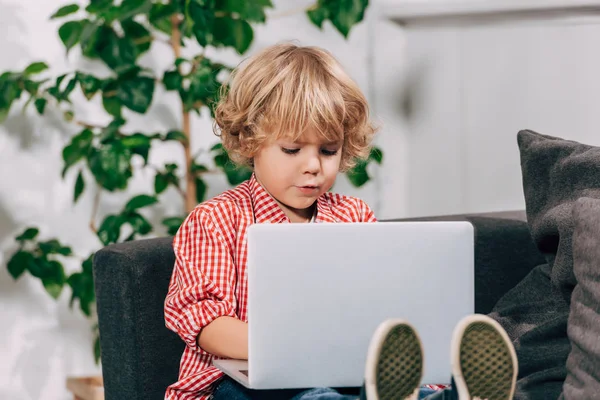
[303,153,321,174]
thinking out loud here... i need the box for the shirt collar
[249,174,338,224]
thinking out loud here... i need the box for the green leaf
[154,173,169,194]
[63,110,74,122]
[58,20,84,53]
[78,73,102,100]
[127,212,152,235]
[74,170,85,203]
[51,4,80,19]
[24,62,49,76]
[0,74,23,122]
[87,143,133,191]
[42,260,66,299]
[62,76,78,100]
[121,133,152,164]
[99,117,126,143]
[94,334,101,365]
[215,0,273,23]
[307,6,329,28]
[224,163,252,185]
[85,0,114,15]
[116,0,152,21]
[44,260,66,291]
[189,1,214,47]
[346,160,369,187]
[43,281,64,299]
[62,129,94,178]
[125,194,157,211]
[149,2,176,34]
[94,25,137,71]
[16,227,39,242]
[67,256,95,316]
[23,79,42,95]
[175,58,188,68]
[102,94,122,117]
[82,254,93,274]
[39,239,72,256]
[212,17,253,54]
[164,130,188,144]
[369,146,383,164]
[162,216,184,235]
[215,0,245,13]
[121,18,152,55]
[213,145,252,185]
[7,251,34,280]
[195,177,207,203]
[242,0,273,23]
[80,21,102,59]
[163,70,182,91]
[27,257,49,279]
[34,98,47,114]
[184,60,223,112]
[191,163,209,174]
[315,0,368,38]
[97,214,124,245]
[117,76,155,113]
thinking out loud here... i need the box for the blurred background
[2,0,600,398]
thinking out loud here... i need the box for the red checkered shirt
[164,174,377,399]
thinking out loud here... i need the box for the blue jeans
[212,377,449,400]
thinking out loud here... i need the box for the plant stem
[73,119,104,130]
[90,189,101,233]
[170,14,196,213]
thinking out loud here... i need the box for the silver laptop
[213,221,474,390]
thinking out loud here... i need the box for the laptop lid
[246,221,474,389]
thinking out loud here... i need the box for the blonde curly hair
[212,42,377,172]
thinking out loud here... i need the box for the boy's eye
[321,148,339,156]
[281,147,300,155]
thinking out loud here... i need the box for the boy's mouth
[298,184,319,189]
[296,185,320,193]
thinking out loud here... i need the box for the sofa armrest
[93,237,183,400]
[385,213,545,314]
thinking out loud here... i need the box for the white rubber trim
[364,319,423,400]
[450,314,518,400]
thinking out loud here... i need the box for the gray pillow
[490,130,600,399]
[519,130,600,299]
[561,197,600,399]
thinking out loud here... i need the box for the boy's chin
[279,197,317,212]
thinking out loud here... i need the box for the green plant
[1,0,381,364]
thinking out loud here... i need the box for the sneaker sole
[364,319,423,400]
[451,314,518,400]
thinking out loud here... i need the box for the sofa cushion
[561,198,600,399]
[490,130,600,399]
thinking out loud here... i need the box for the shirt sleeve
[164,207,238,353]
[359,199,377,222]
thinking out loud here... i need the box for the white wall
[0,0,405,399]
[381,0,600,217]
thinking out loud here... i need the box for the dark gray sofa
[93,211,545,400]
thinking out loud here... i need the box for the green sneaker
[364,319,423,400]
[451,314,518,400]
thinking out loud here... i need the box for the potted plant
[0,0,381,397]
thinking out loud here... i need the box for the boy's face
[253,127,342,222]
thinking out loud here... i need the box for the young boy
[164,42,377,400]
[164,43,518,400]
